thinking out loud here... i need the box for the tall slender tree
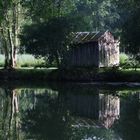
[0,0,21,69]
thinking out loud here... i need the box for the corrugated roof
[72,31,105,44]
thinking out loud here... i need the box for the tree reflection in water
[21,87,121,140]
[113,92,140,140]
[22,89,72,140]
[0,86,139,140]
[0,88,20,140]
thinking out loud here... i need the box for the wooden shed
[64,31,119,67]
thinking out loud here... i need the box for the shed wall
[63,31,119,68]
[66,42,99,67]
[98,32,119,67]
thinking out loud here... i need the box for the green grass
[0,54,46,68]
[17,54,45,67]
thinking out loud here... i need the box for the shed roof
[71,31,106,44]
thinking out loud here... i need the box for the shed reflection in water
[61,90,120,129]
[0,85,139,140]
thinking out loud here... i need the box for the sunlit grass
[17,54,45,67]
[0,54,5,67]
[0,54,46,68]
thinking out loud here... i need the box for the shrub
[120,53,140,70]
[120,53,129,66]
[0,55,5,67]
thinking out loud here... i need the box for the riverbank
[0,68,140,82]
[48,68,140,82]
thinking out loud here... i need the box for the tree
[114,0,140,57]
[0,88,20,139]
[0,0,124,69]
[22,89,71,140]
[22,0,77,23]
[74,0,120,32]
[20,16,89,66]
[0,0,22,69]
[121,4,140,55]
[23,0,121,31]
[20,0,122,67]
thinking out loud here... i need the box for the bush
[0,55,5,67]
[120,53,129,66]
[120,53,140,69]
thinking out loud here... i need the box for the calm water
[0,83,140,140]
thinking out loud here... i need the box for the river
[0,82,140,140]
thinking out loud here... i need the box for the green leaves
[119,0,140,55]
[20,15,90,66]
[22,0,77,23]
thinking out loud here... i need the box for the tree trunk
[13,1,20,68]
[2,0,20,69]
[8,28,15,69]
[55,51,60,67]
[4,49,9,69]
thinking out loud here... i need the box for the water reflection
[0,85,139,140]
[62,91,120,129]
[99,94,120,128]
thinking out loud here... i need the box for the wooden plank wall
[67,42,99,67]
[64,31,119,68]
[99,94,120,128]
[98,32,119,67]
[65,93,99,119]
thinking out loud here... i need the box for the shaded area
[0,84,139,139]
[113,92,140,140]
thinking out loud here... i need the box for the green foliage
[120,53,129,66]
[20,16,90,66]
[119,53,139,69]
[22,0,77,23]
[120,54,140,70]
[20,0,123,68]
[1,0,140,68]
[114,92,140,140]
[69,0,120,32]
[0,54,46,68]
[0,0,23,69]
[0,55,5,67]
[121,9,140,54]
[22,0,121,32]
[117,0,140,55]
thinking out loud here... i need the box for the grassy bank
[0,53,139,82]
[0,68,140,82]
[47,68,140,82]
[0,68,55,81]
